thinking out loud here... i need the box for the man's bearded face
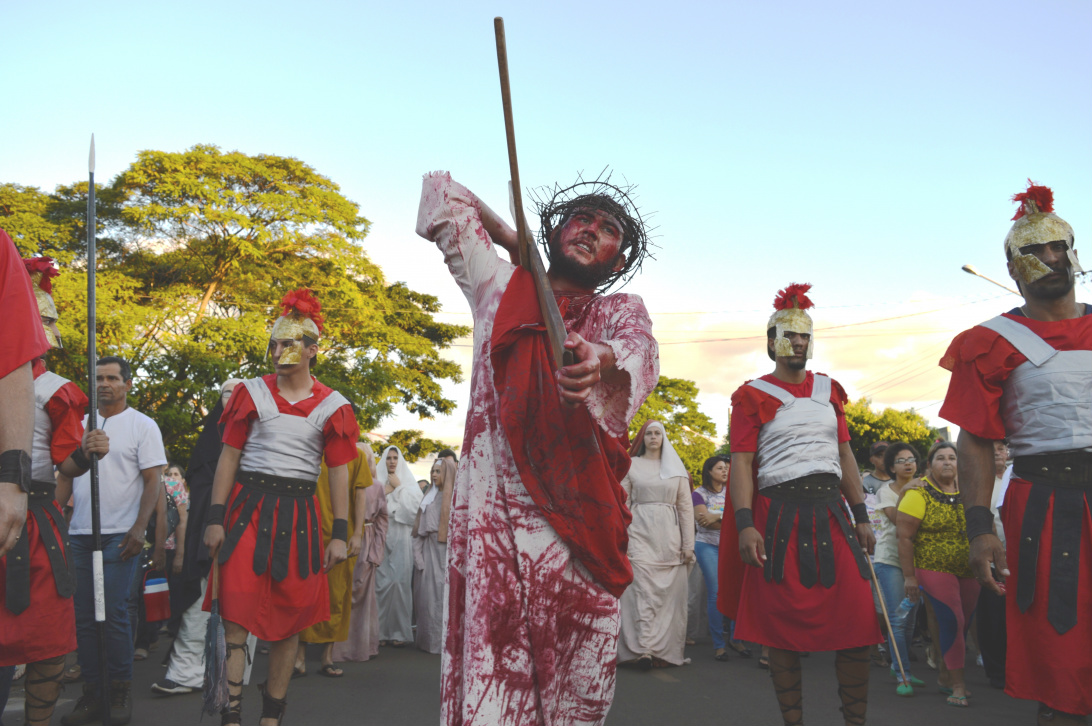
[1010,240,1076,300]
[769,331,811,370]
[548,208,626,289]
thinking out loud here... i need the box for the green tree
[629,376,717,480]
[3,146,470,465]
[379,430,450,463]
[843,398,940,469]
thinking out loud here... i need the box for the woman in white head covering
[374,446,423,646]
[617,421,696,668]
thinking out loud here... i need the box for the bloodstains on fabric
[416,173,659,726]
[491,267,634,598]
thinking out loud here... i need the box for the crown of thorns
[530,170,655,292]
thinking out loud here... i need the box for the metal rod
[961,264,1020,295]
[87,134,112,719]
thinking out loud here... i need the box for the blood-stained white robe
[416,172,659,726]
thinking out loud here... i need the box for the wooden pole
[494,17,573,368]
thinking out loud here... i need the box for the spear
[86,134,113,721]
[493,17,574,368]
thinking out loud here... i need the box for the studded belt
[218,470,322,581]
[5,480,75,615]
[1011,452,1092,635]
[760,473,870,588]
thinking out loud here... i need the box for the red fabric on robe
[490,267,633,598]
[41,376,89,465]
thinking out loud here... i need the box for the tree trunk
[194,279,220,323]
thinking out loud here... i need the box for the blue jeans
[71,534,140,688]
[873,561,916,676]
[694,541,726,650]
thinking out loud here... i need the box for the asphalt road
[5,636,1036,725]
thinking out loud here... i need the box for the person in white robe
[617,420,695,667]
[374,445,422,646]
[413,459,449,654]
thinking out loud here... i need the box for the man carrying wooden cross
[416,171,659,726]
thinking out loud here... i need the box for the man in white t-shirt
[62,357,166,726]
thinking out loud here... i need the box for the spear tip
[89,134,96,174]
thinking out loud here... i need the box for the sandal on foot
[728,641,753,658]
[291,665,306,679]
[758,656,770,670]
[939,685,972,697]
[714,649,730,662]
[318,664,343,678]
[946,695,969,708]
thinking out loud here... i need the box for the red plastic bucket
[143,574,170,622]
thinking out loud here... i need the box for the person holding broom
[203,289,358,726]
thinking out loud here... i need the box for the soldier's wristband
[206,504,226,528]
[69,447,91,473]
[0,450,32,493]
[964,505,996,543]
[331,518,349,543]
[735,508,755,532]
[851,502,870,526]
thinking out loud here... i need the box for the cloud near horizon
[376,289,1016,446]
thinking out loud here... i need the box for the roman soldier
[1,256,108,726]
[940,182,1091,725]
[720,284,881,726]
[203,288,359,726]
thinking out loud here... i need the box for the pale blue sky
[4,0,1090,445]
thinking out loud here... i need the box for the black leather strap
[330,518,348,543]
[206,504,226,527]
[0,450,31,492]
[69,446,91,473]
[734,508,755,532]
[964,505,996,542]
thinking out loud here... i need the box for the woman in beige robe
[617,420,695,668]
[413,459,448,654]
[332,446,389,662]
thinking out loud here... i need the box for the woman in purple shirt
[692,455,752,661]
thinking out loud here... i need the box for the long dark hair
[700,455,730,492]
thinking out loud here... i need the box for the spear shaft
[494,18,573,368]
[86,135,112,720]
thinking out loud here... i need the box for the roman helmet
[23,256,62,349]
[767,283,815,359]
[1005,181,1082,285]
[269,288,324,365]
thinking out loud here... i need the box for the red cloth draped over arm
[220,384,257,449]
[45,381,89,464]
[0,229,50,378]
[490,267,634,598]
[322,406,360,468]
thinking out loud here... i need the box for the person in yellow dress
[296,443,373,676]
